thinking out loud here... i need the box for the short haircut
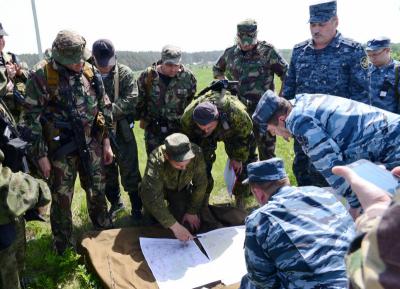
[250,177,290,196]
[268,98,292,125]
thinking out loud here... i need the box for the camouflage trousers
[49,138,111,254]
[253,125,276,160]
[293,140,329,187]
[105,124,142,211]
[203,135,258,209]
[0,217,25,289]
[144,126,180,156]
[166,190,247,233]
[246,101,275,160]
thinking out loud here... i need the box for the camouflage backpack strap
[44,61,59,92]
[145,66,155,97]
[82,62,94,82]
[114,63,120,101]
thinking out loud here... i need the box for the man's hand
[139,119,147,129]
[169,221,194,241]
[181,213,201,232]
[102,138,114,165]
[5,63,17,79]
[230,159,243,175]
[332,166,392,220]
[38,156,51,179]
[6,80,14,92]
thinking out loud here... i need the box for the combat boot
[109,197,125,219]
[129,191,143,220]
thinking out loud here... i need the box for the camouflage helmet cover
[51,30,89,65]
[237,19,258,46]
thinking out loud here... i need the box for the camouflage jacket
[283,32,369,103]
[346,193,400,289]
[181,91,253,163]
[369,59,400,113]
[213,41,288,111]
[140,143,207,228]
[243,185,355,289]
[24,59,113,158]
[286,93,400,208]
[136,62,196,128]
[0,149,51,225]
[102,62,138,123]
[0,51,29,122]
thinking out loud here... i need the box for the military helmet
[237,19,258,46]
[51,30,89,65]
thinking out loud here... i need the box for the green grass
[24,65,295,288]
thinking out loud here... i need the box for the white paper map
[224,159,236,197]
[140,226,246,289]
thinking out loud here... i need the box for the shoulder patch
[360,56,369,70]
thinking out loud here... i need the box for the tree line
[16,45,399,72]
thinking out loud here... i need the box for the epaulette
[293,40,310,49]
[258,41,274,49]
[339,37,360,48]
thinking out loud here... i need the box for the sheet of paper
[139,238,220,289]
[224,159,236,197]
[140,226,247,289]
[198,226,247,285]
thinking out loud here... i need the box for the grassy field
[24,66,295,288]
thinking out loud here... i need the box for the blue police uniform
[369,59,400,113]
[366,38,400,113]
[283,3,369,186]
[286,93,400,208]
[240,158,355,289]
[283,32,369,102]
[241,186,354,289]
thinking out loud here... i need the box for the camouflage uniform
[140,142,207,229]
[346,192,400,289]
[366,37,400,113]
[0,52,29,124]
[0,144,51,289]
[213,20,288,161]
[136,46,197,155]
[283,1,369,187]
[181,91,253,206]
[241,185,355,289]
[369,59,400,113]
[286,93,400,208]
[100,61,142,215]
[23,30,113,253]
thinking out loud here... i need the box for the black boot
[129,191,143,220]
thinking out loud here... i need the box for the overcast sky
[1,0,400,55]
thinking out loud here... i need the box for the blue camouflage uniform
[369,59,400,113]
[283,31,369,187]
[283,32,369,102]
[366,37,400,113]
[286,93,400,208]
[241,185,354,289]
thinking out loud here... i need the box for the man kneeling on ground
[140,133,209,241]
[240,158,355,289]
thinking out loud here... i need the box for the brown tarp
[80,205,246,289]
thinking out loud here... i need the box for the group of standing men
[1,0,400,288]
